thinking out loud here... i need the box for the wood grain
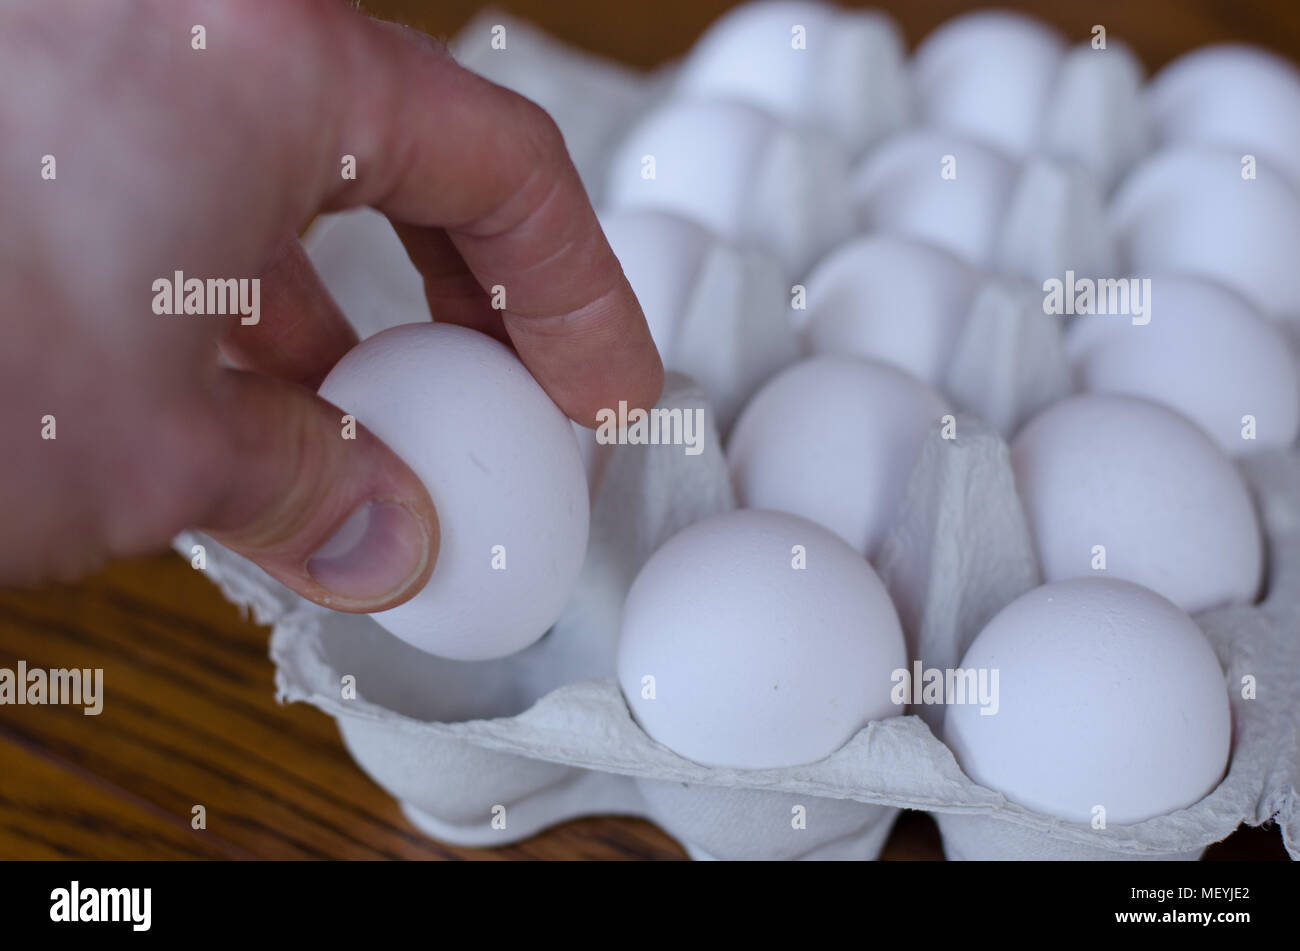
[1,0,1295,860]
[0,554,687,860]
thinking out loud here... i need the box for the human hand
[0,0,662,609]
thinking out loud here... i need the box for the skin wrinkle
[505,279,632,345]
[277,27,352,238]
[452,147,565,254]
[369,38,659,414]
[454,171,628,331]
[328,15,417,215]
[343,22,509,224]
[326,22,587,317]
[419,258,490,306]
[197,379,438,612]
[202,378,329,549]
[221,239,358,388]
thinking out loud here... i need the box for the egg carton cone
[176,8,1300,860]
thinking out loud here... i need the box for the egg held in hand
[317,323,590,661]
[943,577,1231,825]
[617,509,908,770]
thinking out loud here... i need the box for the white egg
[618,509,907,769]
[676,0,910,155]
[851,131,1019,269]
[728,356,952,558]
[600,210,797,430]
[799,234,978,384]
[1010,394,1262,614]
[853,132,1118,285]
[317,323,590,660]
[944,577,1231,825]
[602,99,854,275]
[914,13,1150,189]
[913,11,1067,160]
[1148,44,1300,192]
[1111,148,1300,322]
[1067,276,1300,454]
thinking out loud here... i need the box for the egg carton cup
[178,9,1300,860]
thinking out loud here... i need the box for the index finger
[309,7,663,426]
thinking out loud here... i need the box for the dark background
[0,0,1293,859]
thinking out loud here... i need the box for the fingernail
[306,500,431,605]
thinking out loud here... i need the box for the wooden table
[2,0,1295,860]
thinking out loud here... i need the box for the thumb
[194,368,438,612]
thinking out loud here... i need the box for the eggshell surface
[603,99,853,274]
[913,11,1067,159]
[1010,394,1262,614]
[1110,148,1300,321]
[727,356,952,558]
[1067,276,1300,454]
[1148,44,1300,191]
[618,509,907,769]
[851,131,1018,269]
[317,323,590,661]
[676,0,909,154]
[944,577,1231,825]
[799,234,978,384]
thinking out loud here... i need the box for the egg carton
[178,380,1300,860]
[178,9,1300,859]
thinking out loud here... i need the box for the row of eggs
[601,4,1300,326]
[316,319,1249,828]
[601,216,1300,454]
[672,2,1300,189]
[309,4,1300,830]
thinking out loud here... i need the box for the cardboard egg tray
[179,10,1300,859]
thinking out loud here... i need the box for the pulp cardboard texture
[176,11,1300,860]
